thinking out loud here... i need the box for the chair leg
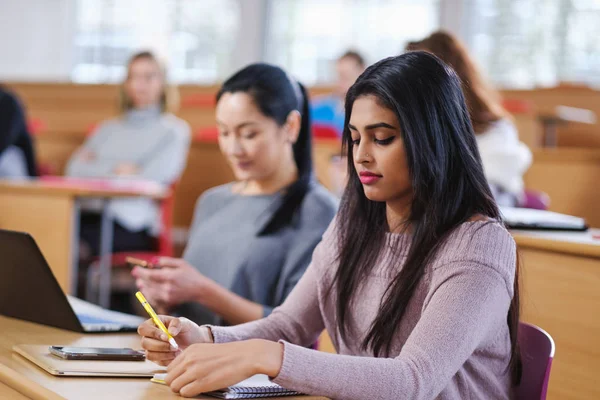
[85,262,98,304]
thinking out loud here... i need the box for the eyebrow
[347,122,398,131]
[216,120,259,130]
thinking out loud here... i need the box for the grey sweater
[211,219,516,400]
[66,106,190,233]
[176,181,338,325]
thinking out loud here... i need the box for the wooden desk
[0,179,167,301]
[513,229,600,400]
[524,148,600,227]
[0,316,324,400]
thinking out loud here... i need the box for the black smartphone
[49,346,145,361]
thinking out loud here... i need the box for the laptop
[0,229,144,333]
[500,206,588,231]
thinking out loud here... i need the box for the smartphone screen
[49,346,145,361]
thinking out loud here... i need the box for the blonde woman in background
[67,51,190,257]
[408,31,531,206]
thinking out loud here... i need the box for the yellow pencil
[135,291,178,350]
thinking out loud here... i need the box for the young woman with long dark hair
[138,52,520,399]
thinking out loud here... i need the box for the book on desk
[500,206,587,231]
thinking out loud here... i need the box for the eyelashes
[350,136,396,146]
[375,136,395,145]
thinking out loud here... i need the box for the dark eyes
[242,132,258,139]
[219,131,258,139]
[351,136,395,146]
[375,136,395,145]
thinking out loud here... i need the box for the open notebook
[152,373,300,399]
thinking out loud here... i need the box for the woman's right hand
[138,316,213,366]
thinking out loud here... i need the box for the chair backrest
[520,189,551,210]
[503,99,534,115]
[181,94,216,109]
[195,126,219,143]
[313,123,340,139]
[515,322,555,400]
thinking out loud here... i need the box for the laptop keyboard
[78,314,117,325]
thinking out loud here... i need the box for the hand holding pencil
[136,291,213,366]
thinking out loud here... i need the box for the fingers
[166,354,188,385]
[169,367,200,394]
[141,336,173,352]
[179,370,231,398]
[138,319,164,341]
[156,257,185,269]
[179,380,206,398]
[145,349,178,366]
[132,266,170,283]
[131,266,150,279]
[167,317,182,336]
[137,316,174,341]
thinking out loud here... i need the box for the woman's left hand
[132,257,215,308]
[165,339,284,398]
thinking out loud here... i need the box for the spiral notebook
[152,373,300,399]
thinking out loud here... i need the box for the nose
[221,134,245,158]
[353,140,372,164]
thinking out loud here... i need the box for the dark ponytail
[216,63,313,235]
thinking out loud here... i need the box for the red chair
[515,322,555,400]
[520,190,550,210]
[195,126,219,142]
[27,118,46,135]
[85,183,177,304]
[181,94,216,108]
[313,123,340,139]
[86,123,98,137]
[503,99,533,115]
[27,118,56,176]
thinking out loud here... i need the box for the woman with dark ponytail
[133,63,337,326]
[139,53,520,400]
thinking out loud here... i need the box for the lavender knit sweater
[210,219,516,400]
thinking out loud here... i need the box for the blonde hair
[119,51,179,113]
[407,31,507,134]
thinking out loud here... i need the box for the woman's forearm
[197,281,264,325]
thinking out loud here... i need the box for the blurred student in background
[132,63,337,326]
[66,51,190,257]
[0,86,37,178]
[407,31,531,207]
[311,50,366,137]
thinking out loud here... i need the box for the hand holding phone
[126,256,160,270]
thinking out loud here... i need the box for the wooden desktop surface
[512,228,600,258]
[0,316,325,400]
[513,229,600,400]
[0,179,168,200]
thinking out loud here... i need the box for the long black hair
[216,63,313,235]
[333,52,521,384]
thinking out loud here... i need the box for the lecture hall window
[72,0,239,84]
[470,0,600,88]
[265,0,440,85]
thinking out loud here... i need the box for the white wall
[0,0,468,83]
[0,0,76,82]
